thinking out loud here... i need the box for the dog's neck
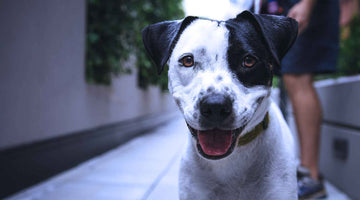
[238,112,269,146]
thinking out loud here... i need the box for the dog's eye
[180,56,194,67]
[243,56,257,68]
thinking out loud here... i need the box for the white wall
[0,0,177,150]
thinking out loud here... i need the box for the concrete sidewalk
[7,116,351,200]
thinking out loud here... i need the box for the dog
[142,11,298,200]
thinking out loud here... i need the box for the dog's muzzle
[187,94,242,160]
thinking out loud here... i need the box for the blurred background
[0,0,359,199]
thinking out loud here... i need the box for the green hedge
[338,16,360,76]
[86,0,184,88]
[315,16,360,81]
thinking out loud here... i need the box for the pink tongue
[198,130,233,156]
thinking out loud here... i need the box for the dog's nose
[200,94,232,122]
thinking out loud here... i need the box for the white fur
[167,20,297,200]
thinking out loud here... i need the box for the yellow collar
[238,112,270,146]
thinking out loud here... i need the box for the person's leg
[283,73,321,180]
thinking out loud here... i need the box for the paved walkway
[7,116,351,200]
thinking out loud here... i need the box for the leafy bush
[86,0,184,88]
[337,16,360,75]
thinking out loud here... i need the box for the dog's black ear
[142,16,198,74]
[235,11,298,70]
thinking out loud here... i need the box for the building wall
[0,0,177,150]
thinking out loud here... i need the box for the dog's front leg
[178,144,219,200]
[179,159,215,200]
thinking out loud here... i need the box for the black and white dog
[142,11,298,200]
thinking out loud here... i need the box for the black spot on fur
[256,97,264,104]
[200,48,206,56]
[224,11,298,87]
[207,86,214,93]
[225,19,272,87]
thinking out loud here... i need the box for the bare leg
[283,74,321,180]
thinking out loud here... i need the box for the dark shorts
[280,0,340,75]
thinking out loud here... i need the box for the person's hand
[287,0,316,34]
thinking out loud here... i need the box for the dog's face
[142,11,297,160]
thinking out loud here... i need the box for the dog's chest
[183,140,275,197]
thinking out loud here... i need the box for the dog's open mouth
[198,129,232,156]
[187,124,243,160]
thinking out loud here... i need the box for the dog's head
[142,11,297,160]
